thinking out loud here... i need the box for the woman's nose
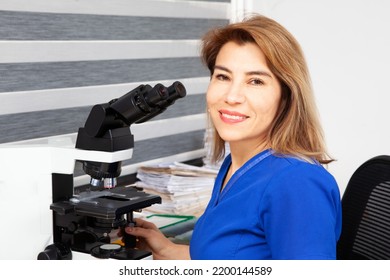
[224,83,245,104]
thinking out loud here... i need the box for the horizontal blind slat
[1,114,207,145]
[0,40,200,63]
[0,77,209,115]
[0,0,230,19]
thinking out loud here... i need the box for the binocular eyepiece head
[143,81,186,109]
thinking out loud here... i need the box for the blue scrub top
[190,149,342,260]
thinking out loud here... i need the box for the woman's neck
[228,140,270,174]
[220,140,269,192]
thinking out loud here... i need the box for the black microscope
[37,81,186,260]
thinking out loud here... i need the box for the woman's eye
[215,74,229,81]
[250,78,264,85]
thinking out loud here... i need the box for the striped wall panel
[0,0,231,185]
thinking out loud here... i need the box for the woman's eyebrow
[214,65,272,78]
[214,65,231,73]
[246,70,272,78]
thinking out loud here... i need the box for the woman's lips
[219,109,248,124]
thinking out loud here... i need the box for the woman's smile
[219,109,248,124]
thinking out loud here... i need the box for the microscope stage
[51,186,161,220]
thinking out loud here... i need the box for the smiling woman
[124,14,342,260]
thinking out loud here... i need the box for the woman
[125,14,342,260]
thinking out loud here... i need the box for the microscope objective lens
[104,178,117,189]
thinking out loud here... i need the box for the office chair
[337,155,390,259]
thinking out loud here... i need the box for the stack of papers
[135,162,218,216]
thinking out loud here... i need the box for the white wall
[250,0,390,194]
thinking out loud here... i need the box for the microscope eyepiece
[143,83,169,107]
[167,81,186,99]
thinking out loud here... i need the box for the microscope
[0,81,186,260]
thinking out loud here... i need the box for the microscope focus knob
[37,243,72,260]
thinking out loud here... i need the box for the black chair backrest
[337,155,390,259]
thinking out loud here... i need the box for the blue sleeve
[260,162,342,259]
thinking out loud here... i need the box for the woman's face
[206,41,282,148]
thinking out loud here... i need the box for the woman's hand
[125,218,190,260]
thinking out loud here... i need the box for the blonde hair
[201,14,333,165]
